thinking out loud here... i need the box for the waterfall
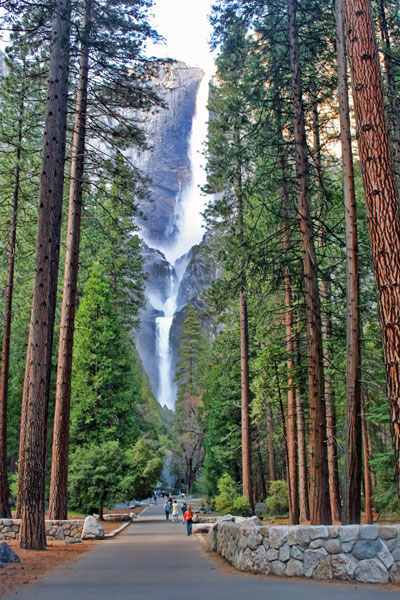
[151,73,210,409]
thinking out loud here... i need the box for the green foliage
[70,263,139,447]
[121,438,163,500]
[68,441,126,515]
[214,473,251,516]
[265,481,289,517]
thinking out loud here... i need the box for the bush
[264,480,289,516]
[214,473,251,516]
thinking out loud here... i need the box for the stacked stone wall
[207,522,400,584]
[0,519,84,543]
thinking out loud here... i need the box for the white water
[152,73,210,409]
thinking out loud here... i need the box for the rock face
[127,62,204,246]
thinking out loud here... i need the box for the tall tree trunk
[18,0,71,550]
[295,371,310,522]
[342,0,400,504]
[312,92,343,524]
[49,0,92,521]
[239,287,253,508]
[0,100,24,518]
[378,0,400,192]
[287,0,331,525]
[265,396,276,482]
[361,400,373,524]
[273,80,299,524]
[336,0,362,525]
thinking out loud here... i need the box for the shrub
[214,473,252,516]
[264,480,289,516]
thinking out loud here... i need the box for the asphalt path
[4,502,400,599]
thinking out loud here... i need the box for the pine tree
[70,263,138,447]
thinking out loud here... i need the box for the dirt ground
[0,507,143,597]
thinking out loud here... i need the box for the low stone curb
[104,520,132,538]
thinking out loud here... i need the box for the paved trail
[4,504,400,599]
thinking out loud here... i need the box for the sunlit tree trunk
[287,0,331,524]
[18,0,71,550]
[342,0,400,505]
[336,0,362,525]
[49,0,93,521]
[361,400,373,523]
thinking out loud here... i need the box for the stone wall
[0,519,84,543]
[207,522,400,584]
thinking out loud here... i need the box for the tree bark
[336,0,362,525]
[378,0,400,193]
[295,372,310,522]
[18,0,71,550]
[49,0,92,521]
[265,396,276,482]
[0,96,24,518]
[239,288,253,508]
[342,0,400,505]
[361,400,373,523]
[287,0,331,525]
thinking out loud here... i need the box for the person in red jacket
[183,505,194,536]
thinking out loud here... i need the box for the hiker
[171,500,179,522]
[183,505,194,536]
[181,501,188,517]
[164,499,170,520]
[153,491,158,505]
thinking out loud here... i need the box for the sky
[146,0,216,74]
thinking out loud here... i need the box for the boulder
[390,563,400,584]
[206,524,218,553]
[355,558,389,584]
[285,559,303,577]
[290,545,304,560]
[81,516,104,540]
[0,542,20,564]
[339,525,360,542]
[288,526,310,548]
[360,525,379,540]
[324,539,342,554]
[192,523,214,534]
[270,560,286,576]
[234,516,262,526]
[309,526,329,540]
[269,526,289,549]
[330,554,358,581]
[352,539,381,560]
[304,548,328,578]
[279,542,290,563]
[314,557,332,580]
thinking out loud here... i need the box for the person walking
[164,499,170,520]
[181,501,188,517]
[183,505,194,536]
[172,500,179,523]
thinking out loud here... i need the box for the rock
[379,525,397,540]
[250,545,270,574]
[262,537,270,551]
[304,548,328,578]
[328,526,340,538]
[309,539,325,550]
[392,547,400,561]
[355,558,389,584]
[330,554,358,581]
[266,549,278,561]
[360,525,379,540]
[309,526,329,540]
[192,523,214,534]
[339,525,360,542]
[129,512,137,519]
[234,516,262,526]
[314,557,332,580]
[246,528,262,551]
[390,563,400,584]
[285,559,303,577]
[324,539,341,554]
[81,516,104,540]
[279,542,290,563]
[342,541,356,553]
[55,527,65,541]
[206,525,218,553]
[269,526,289,549]
[0,542,20,564]
[270,560,286,576]
[217,514,235,523]
[377,543,394,570]
[288,526,310,548]
[352,539,381,560]
[290,545,304,560]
